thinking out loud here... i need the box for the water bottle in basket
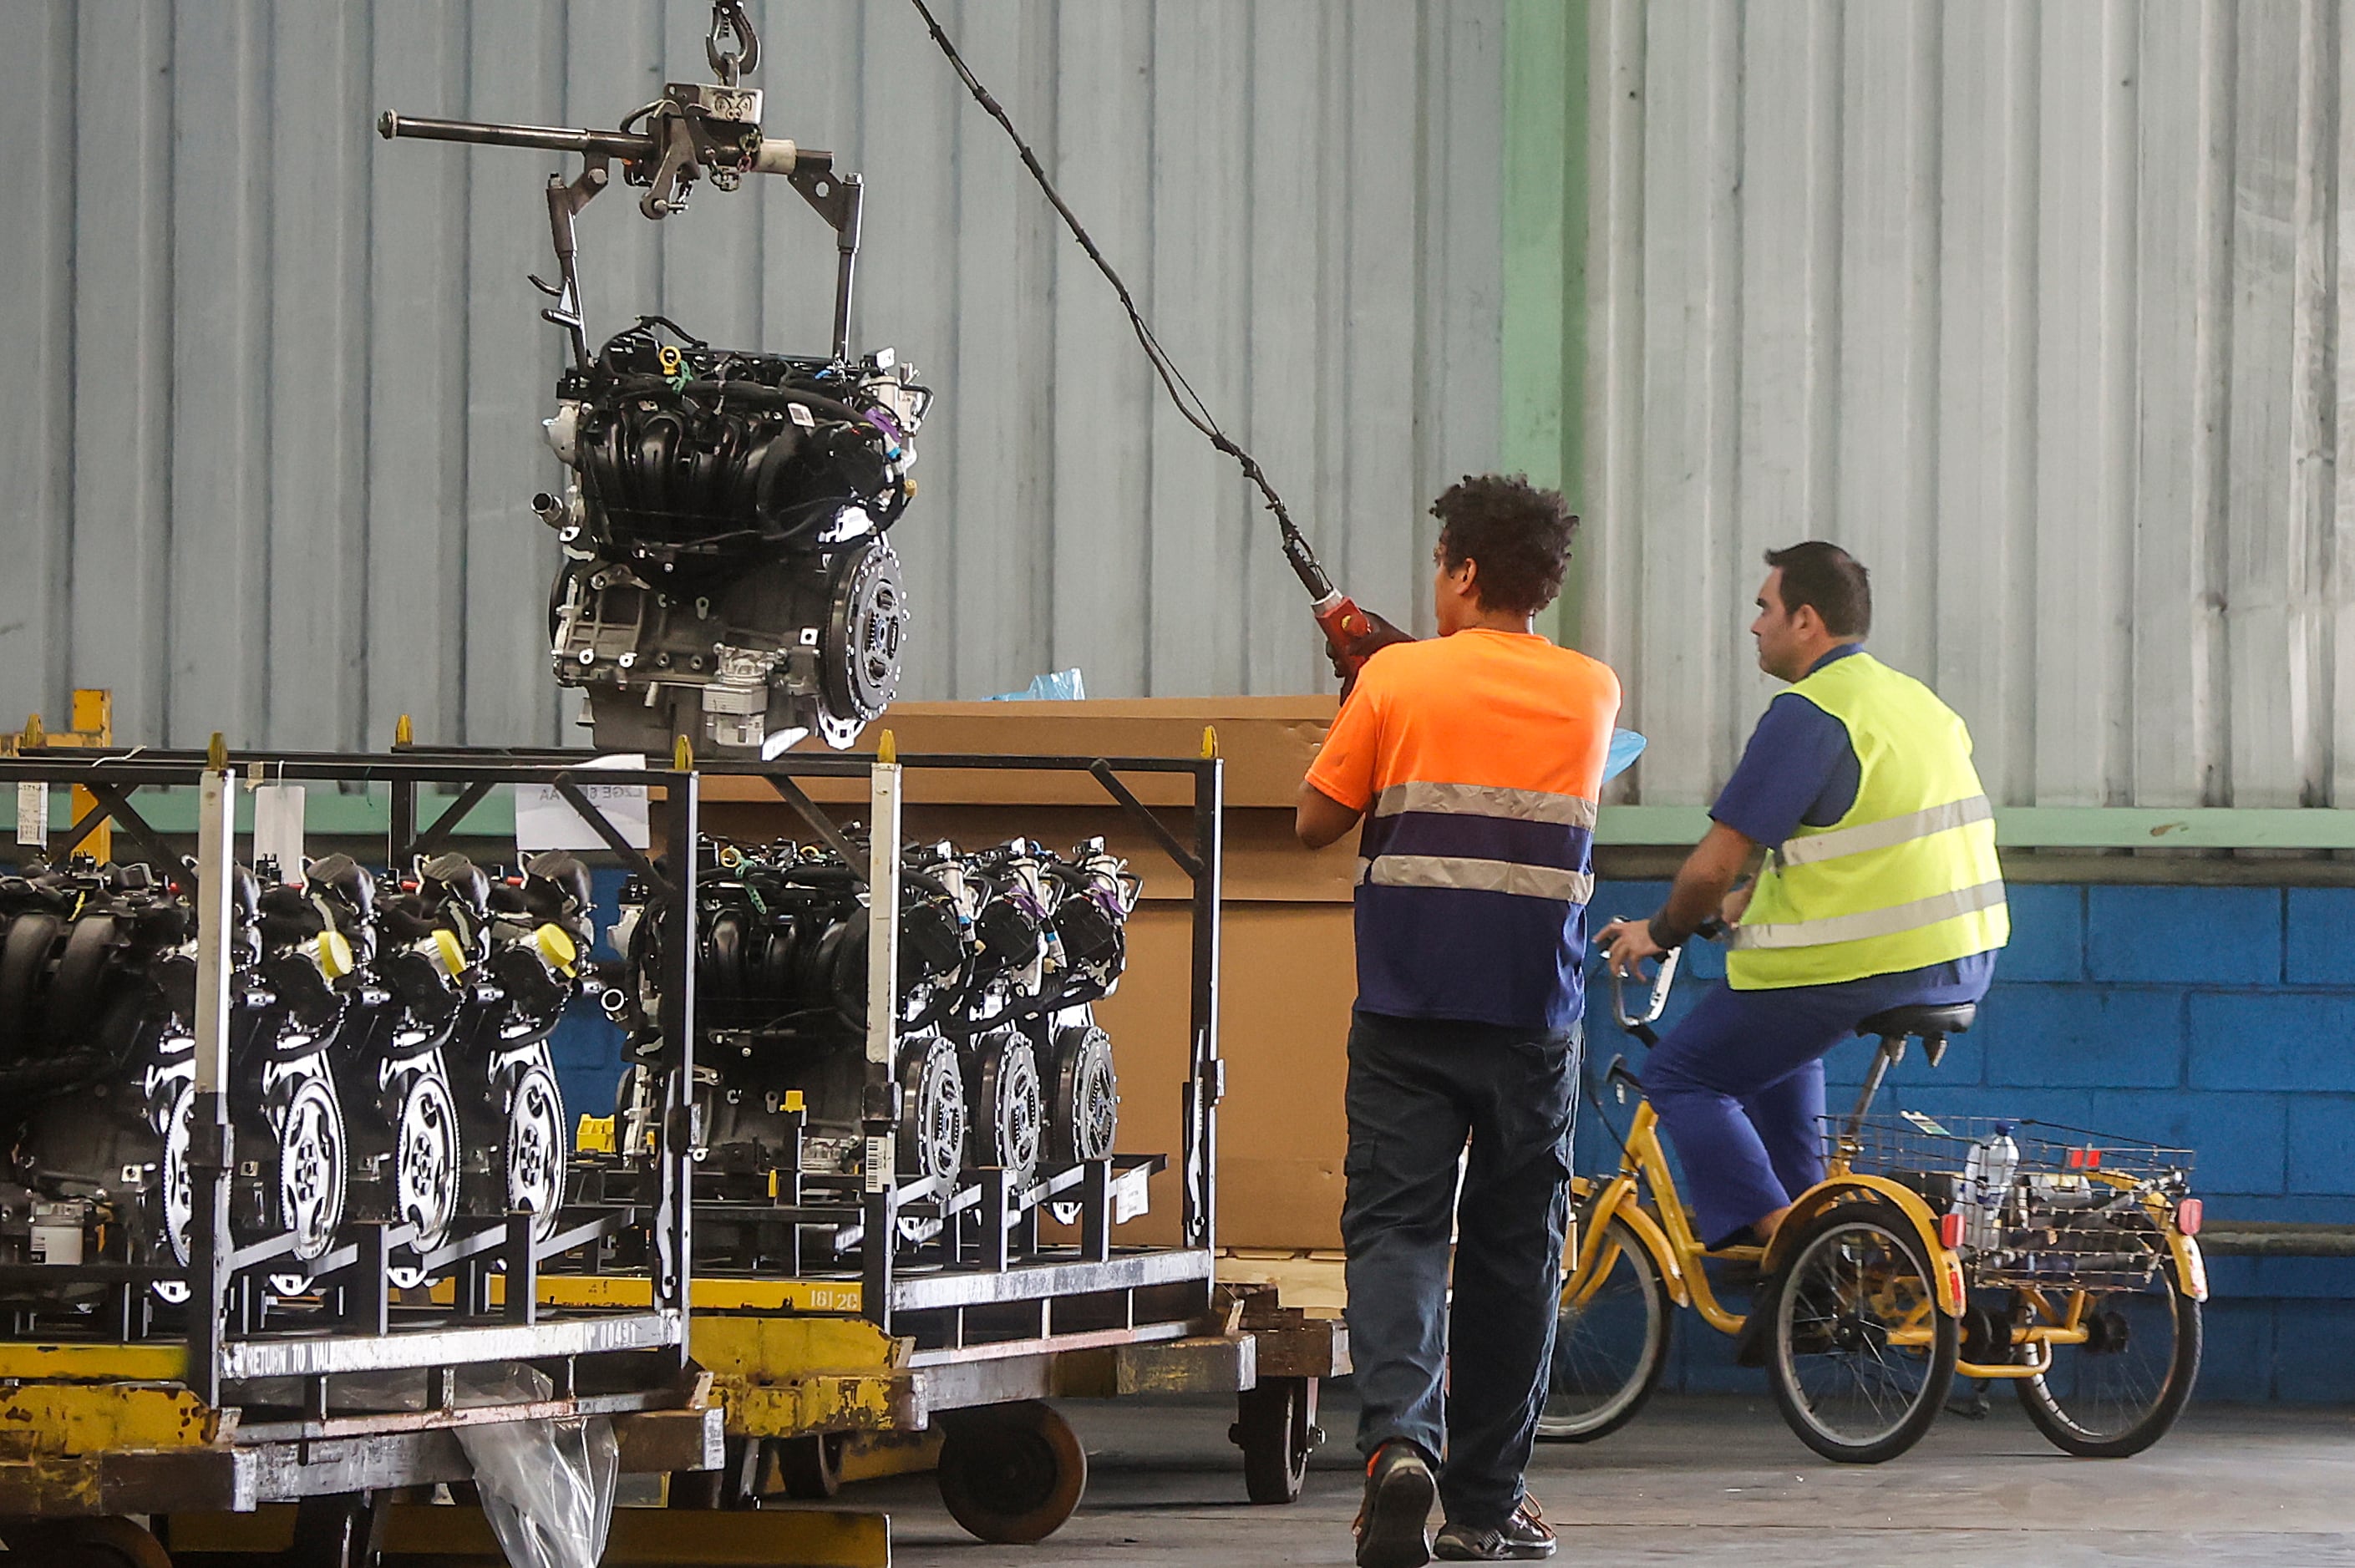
[1960,1120,2019,1254]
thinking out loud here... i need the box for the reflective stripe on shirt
[1373,779,1600,830]
[1357,854,1596,906]
[1728,879,2008,951]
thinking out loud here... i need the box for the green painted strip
[1597,805,2355,851]
[1502,0,1589,646]
[1501,0,1570,491]
[0,786,512,840]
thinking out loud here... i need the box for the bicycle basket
[1827,1112,2196,1291]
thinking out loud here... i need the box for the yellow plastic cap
[1201,725,1219,759]
[876,729,897,765]
[534,921,580,976]
[431,928,465,977]
[394,713,414,747]
[673,735,694,771]
[314,930,354,981]
[783,1089,806,1114]
[206,733,227,770]
[576,1114,617,1154]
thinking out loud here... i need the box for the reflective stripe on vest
[1356,854,1596,905]
[1771,794,1993,869]
[1728,877,2007,951]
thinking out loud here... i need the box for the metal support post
[1183,758,1225,1252]
[655,770,700,1365]
[186,764,237,1405]
[860,752,903,1330]
[979,1169,1010,1271]
[504,1213,537,1327]
[387,776,416,869]
[1080,1160,1113,1262]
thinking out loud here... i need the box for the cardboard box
[703,698,1361,1249]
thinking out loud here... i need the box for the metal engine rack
[501,742,1257,1545]
[0,746,718,1551]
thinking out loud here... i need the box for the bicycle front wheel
[1765,1200,1958,1464]
[1539,1213,1672,1442]
[2014,1251,2203,1459]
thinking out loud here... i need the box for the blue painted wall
[545,867,633,1130]
[1580,877,2355,1404]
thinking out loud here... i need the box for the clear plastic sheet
[453,1366,618,1568]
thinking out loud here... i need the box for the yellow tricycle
[1542,950,2207,1464]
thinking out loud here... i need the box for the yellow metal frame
[5,689,114,863]
[1572,1094,2206,1379]
[0,1343,190,1385]
[520,1274,866,1315]
[0,1383,219,1457]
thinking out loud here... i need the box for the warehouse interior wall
[1557,2,2355,1408]
[0,0,1504,752]
[1582,0,2355,814]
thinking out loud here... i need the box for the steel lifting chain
[708,1,759,86]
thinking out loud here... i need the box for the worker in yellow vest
[1597,542,2007,1352]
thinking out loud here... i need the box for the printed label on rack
[515,754,651,853]
[15,784,46,848]
[864,1135,894,1193]
[1112,1163,1151,1224]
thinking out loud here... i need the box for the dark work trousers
[1342,1007,1578,1530]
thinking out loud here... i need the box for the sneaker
[1435,1498,1557,1560]
[1353,1442,1437,1568]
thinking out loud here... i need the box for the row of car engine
[0,850,593,1302]
[607,832,1140,1245]
[0,818,1142,1299]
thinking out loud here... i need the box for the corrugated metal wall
[0,0,1503,751]
[1586,0,2355,811]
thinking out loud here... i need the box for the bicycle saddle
[1857,1002,1976,1041]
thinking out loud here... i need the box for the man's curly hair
[1432,474,1577,617]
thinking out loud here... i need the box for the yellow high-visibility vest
[1726,652,2008,990]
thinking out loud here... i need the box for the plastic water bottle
[1961,1121,2019,1254]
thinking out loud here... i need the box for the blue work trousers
[1341,1008,1577,1529]
[1645,968,1982,1249]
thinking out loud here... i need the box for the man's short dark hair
[1764,541,1870,637]
[1432,474,1576,617]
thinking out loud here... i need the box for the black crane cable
[906,0,1337,601]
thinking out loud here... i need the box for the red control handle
[1314,592,1415,684]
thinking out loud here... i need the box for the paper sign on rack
[515,755,652,855]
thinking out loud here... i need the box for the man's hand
[1595,917,1667,977]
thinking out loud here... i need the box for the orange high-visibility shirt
[1307,628,1621,1029]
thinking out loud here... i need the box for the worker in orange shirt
[1297,475,1621,1566]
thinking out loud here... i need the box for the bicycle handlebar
[1608,944,1681,1031]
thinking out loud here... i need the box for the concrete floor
[852,1391,2355,1566]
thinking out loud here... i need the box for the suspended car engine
[381,11,931,758]
[0,850,592,1302]
[607,834,1137,1252]
[541,321,931,756]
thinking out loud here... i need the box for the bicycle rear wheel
[2014,1252,2202,1458]
[1765,1200,1958,1464]
[1538,1213,1672,1442]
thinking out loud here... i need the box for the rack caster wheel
[1231,1375,1322,1504]
[936,1400,1087,1544]
[775,1432,848,1499]
[3,1518,172,1568]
